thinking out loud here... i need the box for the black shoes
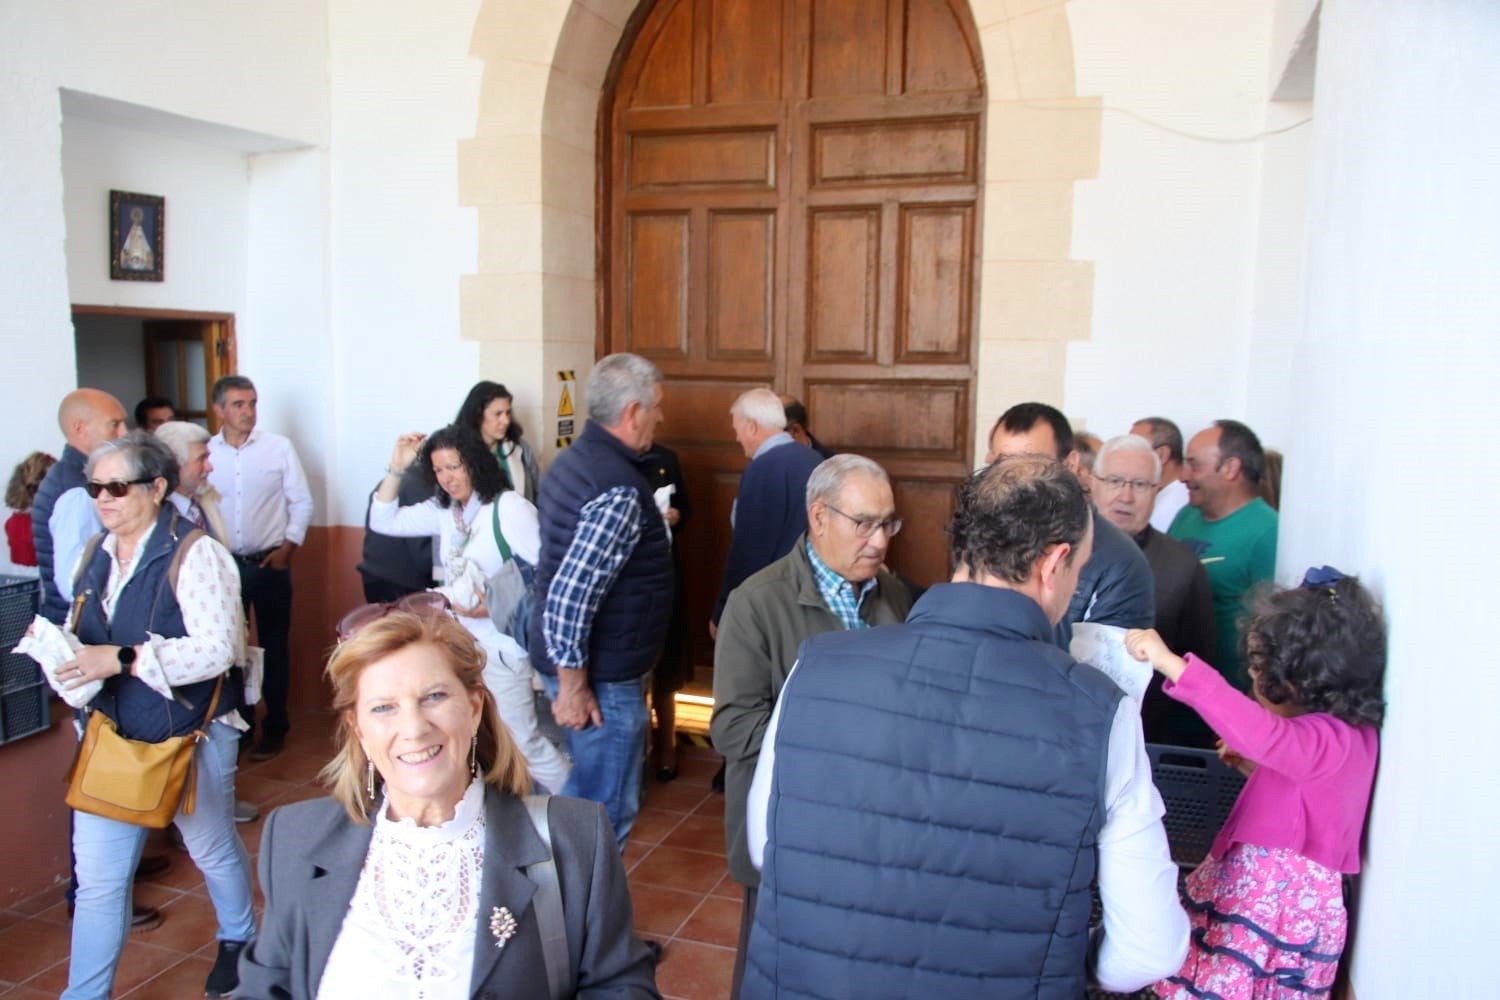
[711,761,726,793]
[249,731,285,762]
[204,939,247,997]
[655,764,679,783]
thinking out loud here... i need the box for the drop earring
[470,733,480,780]
[366,759,377,800]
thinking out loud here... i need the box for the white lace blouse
[318,781,487,999]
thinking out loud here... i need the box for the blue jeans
[541,674,648,847]
[65,721,255,999]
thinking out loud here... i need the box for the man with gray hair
[712,453,914,996]
[1131,416,1189,532]
[711,387,824,629]
[529,352,673,846]
[1094,434,1217,746]
[157,420,264,821]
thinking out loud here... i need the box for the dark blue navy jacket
[712,439,823,624]
[75,506,242,742]
[528,420,672,684]
[1056,506,1155,647]
[745,583,1122,999]
[32,444,89,625]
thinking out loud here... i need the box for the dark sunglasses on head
[85,477,157,499]
[336,591,453,641]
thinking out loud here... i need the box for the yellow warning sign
[557,385,574,418]
[556,370,575,382]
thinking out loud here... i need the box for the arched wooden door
[602,0,984,677]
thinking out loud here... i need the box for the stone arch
[462,0,1098,464]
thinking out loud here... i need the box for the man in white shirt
[1132,416,1190,532]
[741,455,1188,997]
[207,376,313,761]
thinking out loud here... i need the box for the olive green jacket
[710,535,914,885]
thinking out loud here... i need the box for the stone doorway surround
[458,0,1099,464]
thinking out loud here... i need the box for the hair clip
[1300,565,1346,596]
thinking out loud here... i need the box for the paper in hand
[16,615,100,709]
[1070,622,1151,705]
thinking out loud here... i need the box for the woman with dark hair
[369,425,570,793]
[456,380,542,504]
[238,611,657,998]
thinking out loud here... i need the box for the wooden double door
[603,0,985,674]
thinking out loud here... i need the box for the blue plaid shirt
[543,486,643,671]
[806,540,876,631]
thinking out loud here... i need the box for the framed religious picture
[109,190,165,281]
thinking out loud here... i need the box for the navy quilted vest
[75,506,243,742]
[744,584,1122,999]
[32,444,89,625]
[528,420,672,683]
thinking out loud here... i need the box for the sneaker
[249,731,285,762]
[234,799,260,824]
[204,939,247,997]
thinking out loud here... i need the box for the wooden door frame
[71,304,238,432]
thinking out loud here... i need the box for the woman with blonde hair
[238,609,657,998]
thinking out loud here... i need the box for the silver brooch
[490,906,517,949]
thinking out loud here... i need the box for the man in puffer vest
[743,455,1189,998]
[530,352,673,847]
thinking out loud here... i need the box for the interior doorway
[602,0,986,690]
[71,306,237,430]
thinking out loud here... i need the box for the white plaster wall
[61,118,251,312]
[324,0,486,525]
[0,0,328,502]
[1281,0,1500,990]
[1064,0,1277,442]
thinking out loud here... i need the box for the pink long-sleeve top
[1164,654,1378,874]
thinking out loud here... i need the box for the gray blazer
[238,787,659,999]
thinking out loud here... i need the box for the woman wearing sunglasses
[62,431,254,999]
[238,611,658,998]
[368,425,570,794]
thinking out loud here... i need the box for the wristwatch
[117,646,137,676]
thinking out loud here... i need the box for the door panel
[606,0,984,675]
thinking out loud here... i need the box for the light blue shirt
[49,486,101,604]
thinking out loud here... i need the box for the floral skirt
[1152,843,1347,1000]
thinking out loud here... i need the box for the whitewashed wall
[1064,0,1299,448]
[1281,1,1500,991]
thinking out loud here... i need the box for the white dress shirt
[1150,478,1190,533]
[747,662,1190,993]
[207,427,314,555]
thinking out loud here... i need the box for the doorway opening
[71,305,237,431]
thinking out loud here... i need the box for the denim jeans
[64,721,255,1000]
[541,674,648,847]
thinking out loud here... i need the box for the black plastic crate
[1146,742,1248,867]
[0,680,49,745]
[0,575,39,648]
[1,648,41,691]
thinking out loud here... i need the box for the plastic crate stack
[1145,742,1248,867]
[0,575,47,745]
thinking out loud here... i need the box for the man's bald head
[58,389,128,453]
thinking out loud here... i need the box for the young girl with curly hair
[1126,567,1387,999]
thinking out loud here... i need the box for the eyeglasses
[1094,475,1157,496]
[85,477,157,499]
[824,504,903,539]
[336,592,452,641]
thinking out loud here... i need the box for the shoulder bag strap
[67,532,108,634]
[491,499,513,563]
[522,794,573,1000]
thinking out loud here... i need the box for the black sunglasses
[85,477,157,499]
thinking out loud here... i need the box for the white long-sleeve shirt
[747,663,1190,994]
[207,427,313,555]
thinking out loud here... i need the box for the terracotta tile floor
[0,713,736,999]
